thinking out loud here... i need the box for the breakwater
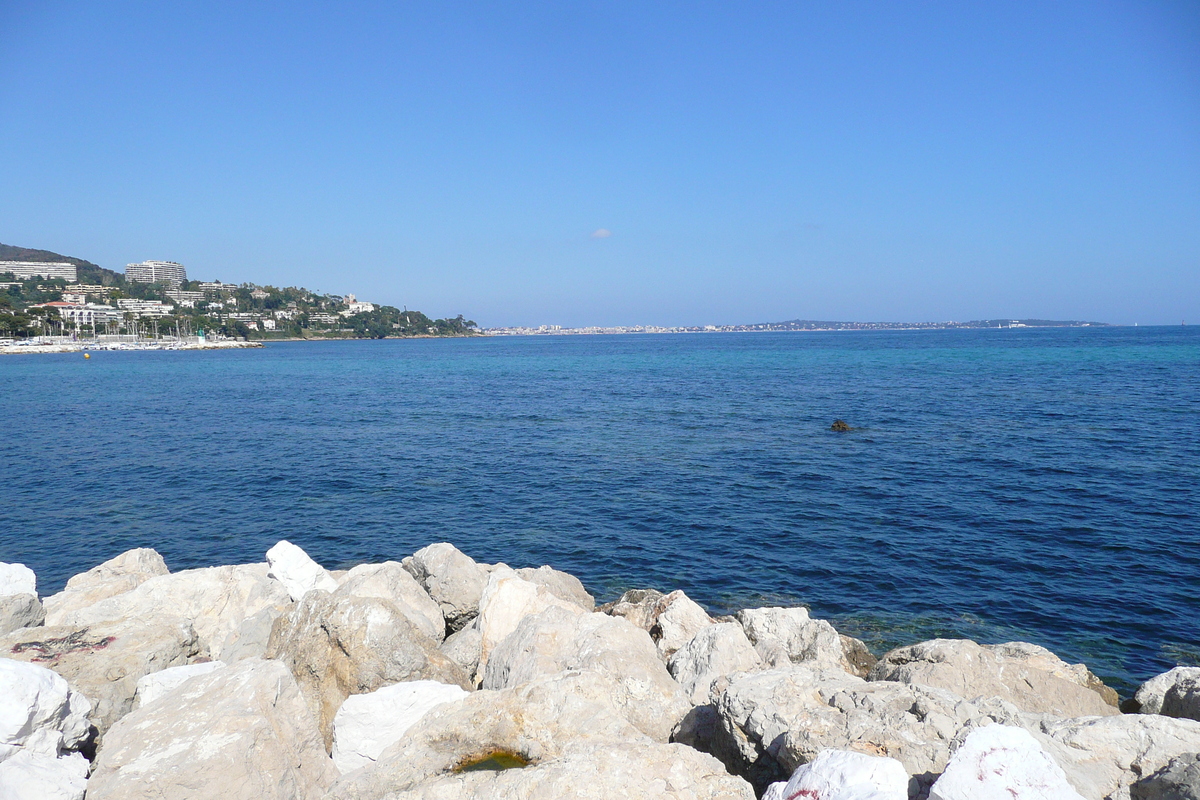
[2,541,1199,799]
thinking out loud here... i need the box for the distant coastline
[485,318,1112,336]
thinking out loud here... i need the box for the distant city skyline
[1,1,1197,327]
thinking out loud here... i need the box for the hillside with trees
[0,242,478,340]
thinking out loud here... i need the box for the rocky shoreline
[1,542,1198,799]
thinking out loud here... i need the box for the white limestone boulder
[0,659,92,800]
[761,782,788,800]
[402,543,493,632]
[737,606,875,677]
[0,749,89,800]
[0,594,44,637]
[331,680,469,774]
[42,548,168,626]
[599,588,665,630]
[327,669,687,799]
[1031,713,1200,800]
[668,622,764,704]
[869,638,1119,718]
[266,540,338,601]
[265,589,471,750]
[0,563,36,597]
[710,665,1024,792]
[515,565,595,610]
[0,617,199,734]
[474,565,586,679]
[87,658,337,800]
[650,589,715,660]
[482,604,691,742]
[929,724,1085,800]
[1136,667,1200,720]
[0,564,42,637]
[334,561,446,642]
[599,588,716,660]
[133,660,226,708]
[776,749,909,800]
[216,603,292,661]
[50,562,291,658]
[439,617,482,676]
[348,741,755,800]
[988,640,1120,707]
[0,658,92,759]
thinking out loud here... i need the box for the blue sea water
[1,327,1197,694]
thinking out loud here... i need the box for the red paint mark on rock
[11,629,116,664]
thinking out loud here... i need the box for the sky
[1,1,1197,326]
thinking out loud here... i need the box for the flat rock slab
[87,658,336,800]
[870,638,1119,718]
[329,669,655,799]
[332,679,469,774]
[134,660,226,708]
[368,742,755,800]
[42,548,168,626]
[50,563,291,658]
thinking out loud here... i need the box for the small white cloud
[591,228,612,239]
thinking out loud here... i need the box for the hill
[0,242,124,286]
[0,241,478,340]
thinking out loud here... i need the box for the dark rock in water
[830,420,853,432]
[1132,752,1200,800]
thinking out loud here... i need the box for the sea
[1,327,1197,695]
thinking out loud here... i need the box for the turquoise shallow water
[1,327,1197,694]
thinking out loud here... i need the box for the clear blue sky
[1,1,1197,326]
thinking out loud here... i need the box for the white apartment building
[165,289,205,304]
[307,313,339,325]
[261,319,276,330]
[67,284,114,296]
[198,281,237,293]
[125,260,188,287]
[30,301,121,326]
[61,293,87,305]
[0,261,77,281]
[62,304,121,326]
[116,299,174,317]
